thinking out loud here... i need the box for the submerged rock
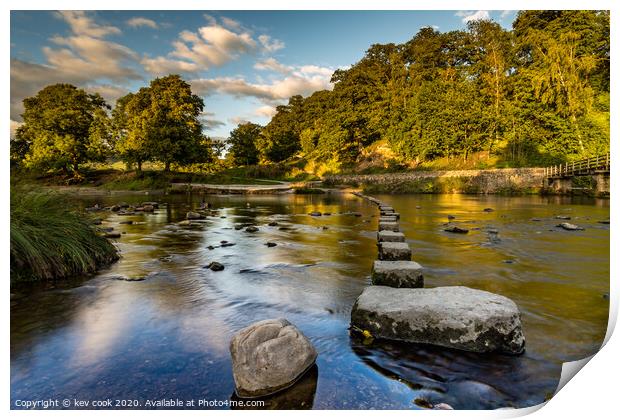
[104,232,121,238]
[268,221,279,226]
[483,208,494,212]
[206,261,225,271]
[265,242,277,247]
[119,220,133,225]
[230,319,317,398]
[221,242,236,248]
[444,226,469,234]
[351,286,525,354]
[186,211,205,220]
[245,226,259,233]
[309,211,322,217]
[447,215,456,220]
[555,215,571,220]
[556,222,585,231]
[142,204,155,212]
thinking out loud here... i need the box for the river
[10,192,610,409]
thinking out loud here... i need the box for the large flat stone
[230,319,318,398]
[377,230,406,242]
[372,260,424,288]
[351,286,525,354]
[379,215,398,223]
[378,242,411,261]
[379,205,394,212]
[378,221,399,232]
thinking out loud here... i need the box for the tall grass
[10,188,119,283]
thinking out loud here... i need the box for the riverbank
[10,188,119,284]
[324,168,545,195]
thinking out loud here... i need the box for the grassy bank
[10,188,119,284]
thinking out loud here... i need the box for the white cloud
[258,34,285,53]
[168,23,257,69]
[500,10,513,19]
[255,105,277,118]
[254,57,293,74]
[228,116,251,126]
[190,70,334,103]
[141,56,199,75]
[457,10,491,23]
[10,120,22,138]
[11,11,140,120]
[84,84,130,105]
[127,17,159,29]
[221,17,242,31]
[55,11,121,38]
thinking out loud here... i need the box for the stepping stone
[230,319,318,398]
[390,212,400,220]
[379,215,398,223]
[377,230,406,243]
[378,221,399,232]
[378,242,411,261]
[380,210,394,216]
[351,286,525,354]
[379,206,394,212]
[372,260,423,288]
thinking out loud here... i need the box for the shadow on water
[349,334,560,409]
[230,364,318,410]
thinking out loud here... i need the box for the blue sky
[10,10,518,138]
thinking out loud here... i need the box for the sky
[10,10,518,139]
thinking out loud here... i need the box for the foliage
[15,84,111,174]
[112,75,213,171]
[10,188,118,283]
[227,122,261,166]
[254,11,609,168]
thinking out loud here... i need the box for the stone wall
[324,168,546,194]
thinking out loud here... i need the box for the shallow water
[10,192,609,409]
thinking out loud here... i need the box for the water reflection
[231,364,318,410]
[10,192,608,409]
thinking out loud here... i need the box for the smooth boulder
[230,319,318,398]
[351,286,525,354]
[372,260,423,288]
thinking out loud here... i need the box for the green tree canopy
[15,83,111,174]
[113,74,211,171]
[227,122,262,166]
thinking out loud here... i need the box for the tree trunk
[164,161,171,172]
[137,161,143,172]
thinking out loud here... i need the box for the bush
[10,188,118,283]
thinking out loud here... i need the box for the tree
[112,75,210,171]
[227,122,261,166]
[15,84,111,174]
